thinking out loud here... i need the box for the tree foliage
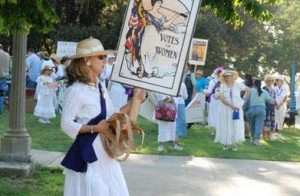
[0,0,58,35]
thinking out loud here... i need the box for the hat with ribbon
[220,69,239,83]
[71,37,115,59]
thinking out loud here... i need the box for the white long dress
[274,85,289,130]
[155,93,176,142]
[34,75,56,119]
[60,82,129,196]
[215,82,246,145]
[203,78,221,129]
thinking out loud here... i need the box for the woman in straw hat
[60,37,145,196]
[215,69,250,151]
[34,65,58,123]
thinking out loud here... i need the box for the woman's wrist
[90,125,94,133]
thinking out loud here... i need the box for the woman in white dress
[215,69,250,151]
[60,37,145,196]
[274,75,289,133]
[203,67,223,134]
[156,92,183,152]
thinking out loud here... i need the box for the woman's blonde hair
[66,58,90,86]
[264,74,274,83]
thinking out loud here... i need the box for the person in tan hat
[215,69,250,151]
[34,65,58,124]
[60,37,145,196]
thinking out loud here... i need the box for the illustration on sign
[112,0,202,96]
[189,38,208,65]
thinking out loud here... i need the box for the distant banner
[189,38,208,65]
[185,92,206,123]
[112,0,202,96]
[56,41,78,58]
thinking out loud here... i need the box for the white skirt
[63,135,129,196]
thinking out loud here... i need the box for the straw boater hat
[220,69,239,83]
[71,37,115,59]
[50,53,61,64]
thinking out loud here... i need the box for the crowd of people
[196,67,291,150]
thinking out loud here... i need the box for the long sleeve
[60,86,83,139]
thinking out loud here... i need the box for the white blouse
[61,82,117,139]
[274,85,289,104]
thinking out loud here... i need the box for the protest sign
[56,41,77,58]
[185,92,206,123]
[111,0,202,96]
[189,38,208,65]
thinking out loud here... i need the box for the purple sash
[206,81,220,103]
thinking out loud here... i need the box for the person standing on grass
[183,64,196,129]
[246,79,275,146]
[26,48,41,88]
[274,75,289,136]
[34,65,58,124]
[242,73,254,139]
[175,82,188,149]
[203,66,223,135]
[156,93,182,152]
[215,69,250,151]
[60,37,146,196]
[262,74,276,140]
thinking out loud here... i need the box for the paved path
[32,149,300,196]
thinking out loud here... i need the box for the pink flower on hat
[213,66,224,76]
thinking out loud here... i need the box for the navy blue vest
[61,83,107,173]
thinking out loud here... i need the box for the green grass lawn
[0,110,300,162]
[0,165,64,196]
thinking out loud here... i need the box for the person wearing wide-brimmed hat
[273,74,289,134]
[215,69,250,151]
[60,37,145,196]
[34,65,58,123]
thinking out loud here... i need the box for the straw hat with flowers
[71,37,115,59]
[219,69,239,83]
